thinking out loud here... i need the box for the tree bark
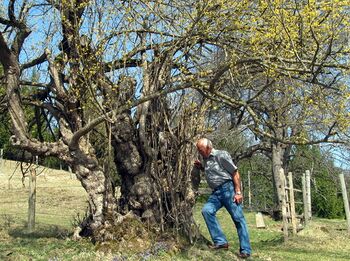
[73,161,117,241]
[271,140,285,219]
[110,76,201,241]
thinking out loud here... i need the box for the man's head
[196,138,213,158]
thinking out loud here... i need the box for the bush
[312,174,344,219]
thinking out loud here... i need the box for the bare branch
[0,17,17,27]
[21,53,47,70]
[19,80,50,88]
[8,0,16,23]
[45,49,66,98]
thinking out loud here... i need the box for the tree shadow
[253,235,284,249]
[8,224,71,239]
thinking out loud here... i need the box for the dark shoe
[237,252,251,259]
[208,243,229,250]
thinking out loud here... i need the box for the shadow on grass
[8,224,71,239]
[196,194,210,204]
[263,246,350,260]
[253,234,284,249]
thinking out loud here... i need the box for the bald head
[196,138,212,148]
[196,138,213,158]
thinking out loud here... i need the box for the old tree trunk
[108,62,203,243]
[271,140,285,217]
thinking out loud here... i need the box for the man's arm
[194,159,204,171]
[233,170,243,204]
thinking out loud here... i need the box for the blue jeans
[201,181,251,254]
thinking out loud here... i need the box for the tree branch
[21,53,47,70]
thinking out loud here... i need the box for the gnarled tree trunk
[72,160,117,241]
[109,69,204,242]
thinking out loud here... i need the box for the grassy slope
[0,160,349,260]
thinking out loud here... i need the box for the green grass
[1,160,350,260]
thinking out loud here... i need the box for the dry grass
[0,160,87,228]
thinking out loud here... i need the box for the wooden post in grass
[0,148,4,171]
[288,172,297,234]
[306,170,312,220]
[280,168,288,240]
[28,167,37,233]
[302,173,309,225]
[248,170,252,209]
[68,166,75,179]
[339,173,350,233]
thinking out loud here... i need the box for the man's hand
[233,193,243,204]
[232,170,243,204]
[194,159,203,170]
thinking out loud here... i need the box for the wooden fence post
[0,148,4,171]
[248,170,252,209]
[28,168,37,233]
[68,166,75,179]
[302,173,309,225]
[280,168,288,240]
[339,173,350,233]
[306,170,312,220]
[288,172,297,234]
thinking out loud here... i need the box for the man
[195,138,251,259]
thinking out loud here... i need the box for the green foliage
[289,145,345,219]
[312,173,344,219]
[239,154,275,210]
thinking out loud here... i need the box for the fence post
[68,166,76,179]
[306,170,312,220]
[339,173,350,233]
[0,148,4,171]
[248,170,252,209]
[302,173,309,225]
[28,168,37,233]
[288,172,297,234]
[280,168,288,240]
